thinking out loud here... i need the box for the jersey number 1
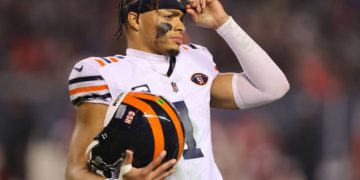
[173,101,204,159]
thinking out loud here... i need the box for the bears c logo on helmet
[86,91,185,179]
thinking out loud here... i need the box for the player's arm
[66,59,176,180]
[65,103,109,180]
[210,15,291,109]
[187,0,290,109]
[66,58,113,179]
[65,103,177,180]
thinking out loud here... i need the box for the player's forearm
[216,17,289,108]
[65,166,105,180]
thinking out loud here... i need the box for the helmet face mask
[87,91,185,178]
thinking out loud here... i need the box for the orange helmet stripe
[131,92,184,160]
[122,94,165,160]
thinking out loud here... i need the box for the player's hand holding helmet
[86,91,185,179]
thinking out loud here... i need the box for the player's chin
[163,43,181,56]
[166,48,180,57]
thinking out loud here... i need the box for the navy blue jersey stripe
[188,44,197,49]
[72,93,111,106]
[116,55,125,59]
[101,57,112,64]
[69,76,104,85]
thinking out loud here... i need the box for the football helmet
[86,91,185,178]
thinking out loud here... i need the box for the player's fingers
[146,151,167,171]
[123,150,133,165]
[201,0,206,9]
[187,0,195,7]
[154,168,176,180]
[121,150,136,179]
[151,159,176,178]
[186,9,199,24]
[186,7,198,23]
[188,0,201,13]
[186,4,193,11]
[195,0,201,13]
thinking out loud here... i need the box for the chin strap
[166,56,176,77]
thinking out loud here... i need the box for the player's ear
[127,12,140,31]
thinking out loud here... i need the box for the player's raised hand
[186,0,230,29]
[121,150,177,180]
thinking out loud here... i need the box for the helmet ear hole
[87,91,185,179]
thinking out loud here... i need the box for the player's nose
[173,19,185,33]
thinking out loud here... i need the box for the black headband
[121,0,187,24]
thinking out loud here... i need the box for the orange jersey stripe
[95,59,106,67]
[122,94,165,160]
[131,92,184,160]
[109,57,118,63]
[69,85,109,96]
[214,65,219,72]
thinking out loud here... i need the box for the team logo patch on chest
[191,73,208,86]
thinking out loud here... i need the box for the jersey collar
[126,48,169,63]
[126,48,171,75]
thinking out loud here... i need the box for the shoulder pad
[182,43,211,53]
[68,57,113,107]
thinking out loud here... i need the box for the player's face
[139,9,185,56]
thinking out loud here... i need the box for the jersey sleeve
[68,57,111,107]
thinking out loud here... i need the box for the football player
[65,0,290,179]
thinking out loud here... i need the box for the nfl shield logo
[171,82,179,93]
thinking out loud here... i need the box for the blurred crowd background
[0,0,359,179]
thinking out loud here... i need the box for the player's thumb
[186,5,198,21]
[186,8,197,18]
[123,150,133,165]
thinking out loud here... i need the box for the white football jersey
[68,44,222,180]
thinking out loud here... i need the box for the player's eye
[163,15,173,20]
